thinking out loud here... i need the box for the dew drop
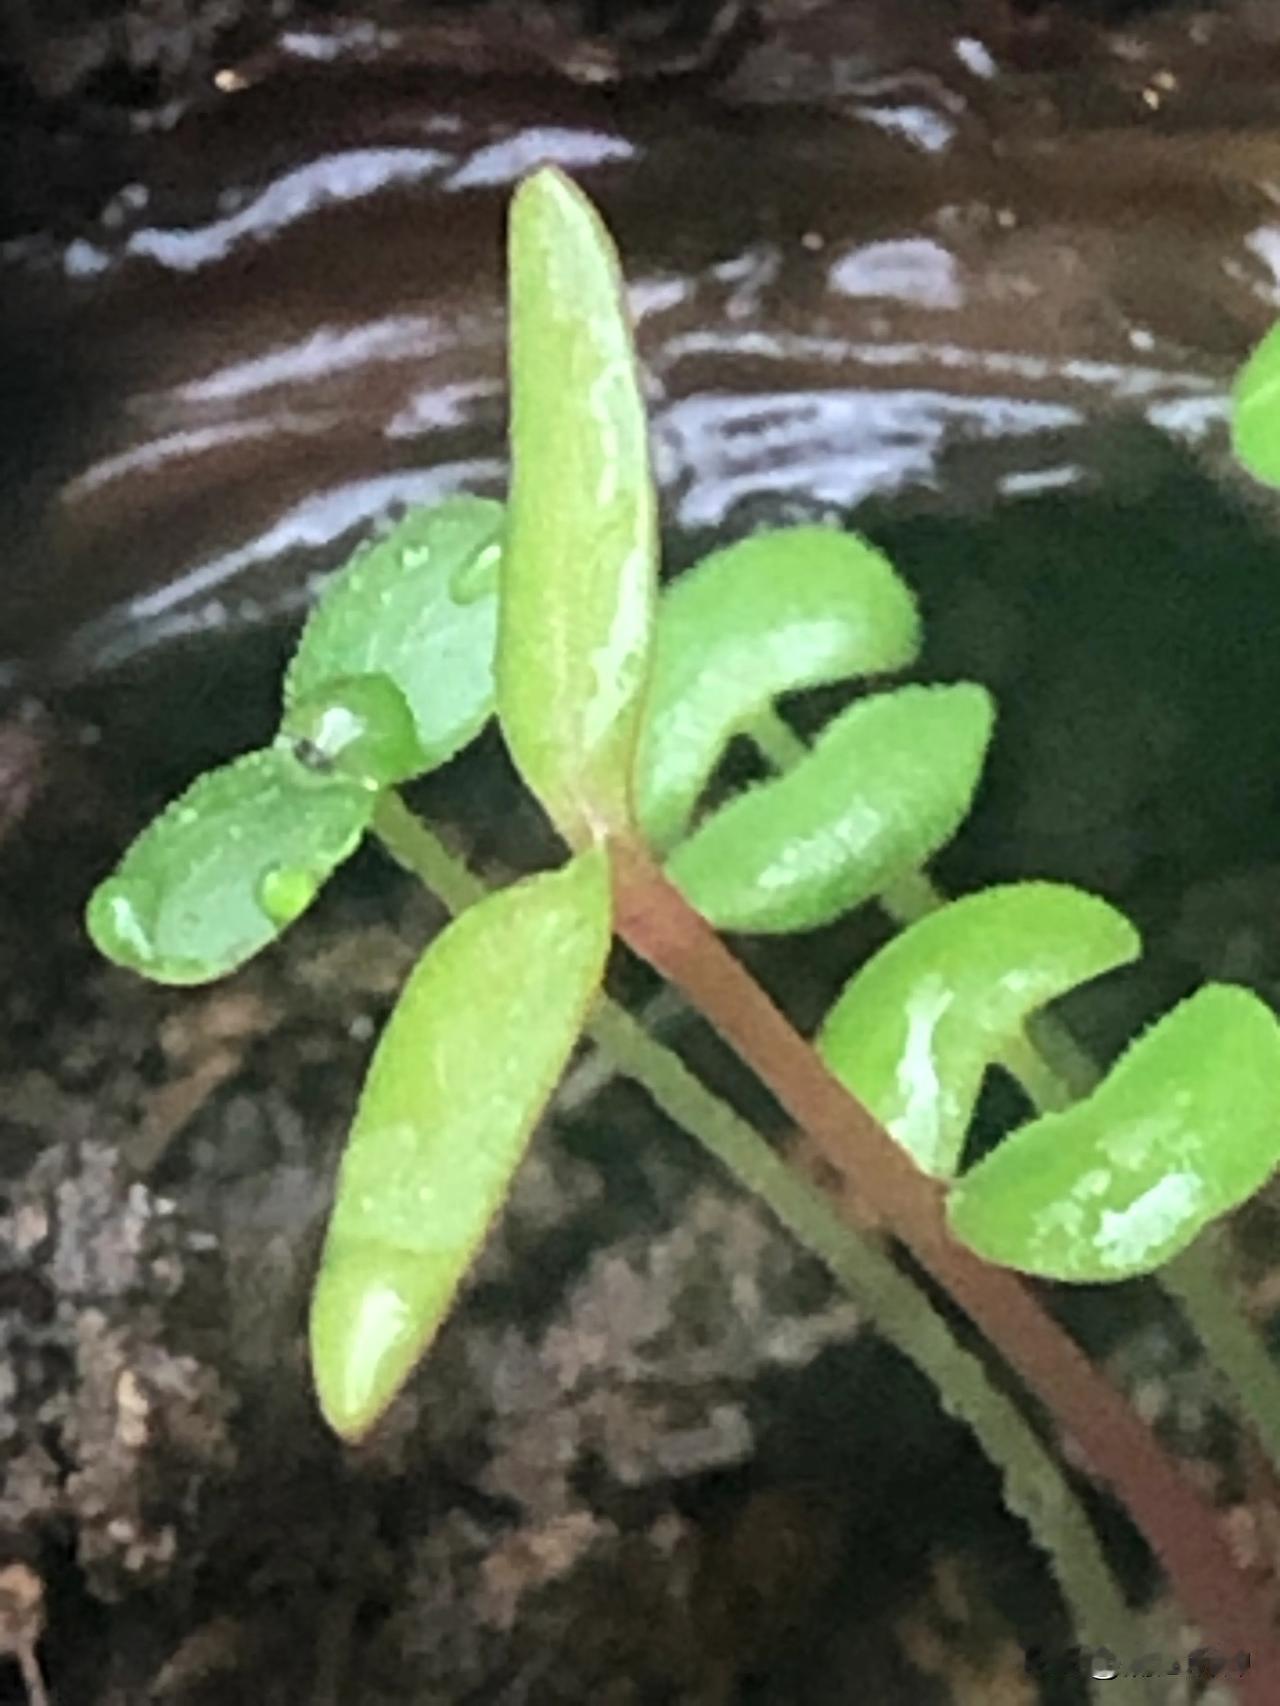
[310,1244,430,1439]
[281,674,424,789]
[257,864,319,928]
[449,540,501,605]
[1089,1649,1120,1681]
[88,877,156,966]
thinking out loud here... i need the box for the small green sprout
[83,164,1280,1686]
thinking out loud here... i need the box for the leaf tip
[310,1244,440,1443]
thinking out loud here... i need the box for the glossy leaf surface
[1232,321,1280,487]
[285,496,504,773]
[666,684,994,933]
[818,883,1141,1178]
[637,527,921,851]
[86,749,372,985]
[310,846,612,1439]
[949,985,1280,1281]
[499,167,657,845]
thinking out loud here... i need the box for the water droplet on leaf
[257,864,320,927]
[449,541,501,605]
[310,1244,425,1440]
[280,674,425,790]
[87,877,156,966]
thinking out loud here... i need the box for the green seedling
[85,169,1280,1693]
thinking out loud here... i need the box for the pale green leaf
[948,985,1280,1281]
[309,846,612,1439]
[85,748,373,985]
[637,527,921,851]
[818,883,1141,1178]
[666,684,994,933]
[498,167,657,846]
[1232,321,1280,488]
[285,496,504,773]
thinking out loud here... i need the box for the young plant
[86,170,1280,1693]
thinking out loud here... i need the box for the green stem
[374,792,1137,1673]
[1164,1240,1280,1473]
[744,704,810,772]
[762,711,1280,1494]
[373,792,488,912]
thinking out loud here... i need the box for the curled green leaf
[85,748,373,985]
[499,167,658,846]
[637,527,921,852]
[1232,321,1280,487]
[818,883,1141,1179]
[285,496,504,774]
[310,846,612,1440]
[666,684,994,934]
[948,984,1280,1282]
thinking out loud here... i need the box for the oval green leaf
[285,496,504,773]
[666,684,995,934]
[85,748,373,986]
[637,527,921,852]
[310,845,613,1440]
[818,883,1141,1179]
[948,984,1280,1282]
[1232,321,1280,487]
[498,167,658,846]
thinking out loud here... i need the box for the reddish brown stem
[612,841,1280,1690]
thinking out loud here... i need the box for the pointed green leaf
[637,527,921,852]
[818,883,1141,1178]
[85,748,372,986]
[310,846,612,1439]
[285,496,504,773]
[498,167,658,846]
[666,684,994,934]
[1232,321,1280,487]
[948,985,1280,1281]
